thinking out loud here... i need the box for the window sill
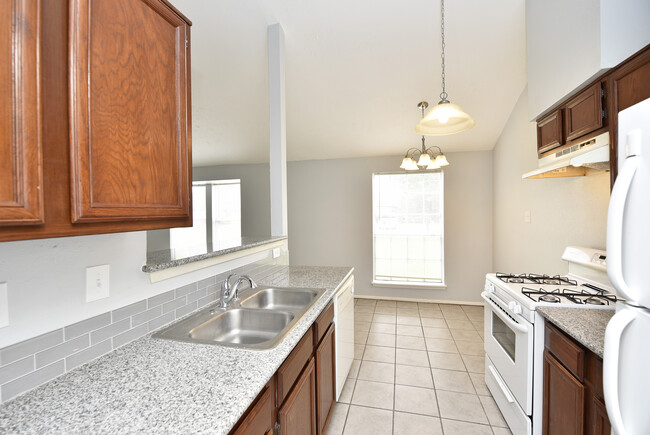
[372,280,447,290]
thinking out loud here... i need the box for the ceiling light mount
[415,0,475,136]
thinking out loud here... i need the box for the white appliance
[482,247,617,435]
[333,274,354,399]
[604,97,650,435]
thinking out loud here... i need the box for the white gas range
[481,247,618,435]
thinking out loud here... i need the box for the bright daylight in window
[372,171,444,287]
[170,180,241,258]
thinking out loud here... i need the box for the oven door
[482,291,534,415]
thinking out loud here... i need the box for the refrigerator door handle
[604,308,637,435]
[607,154,639,299]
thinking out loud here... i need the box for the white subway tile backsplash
[0,330,63,366]
[64,313,111,341]
[35,335,89,369]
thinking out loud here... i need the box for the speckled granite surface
[143,236,288,272]
[0,266,353,435]
[537,307,615,357]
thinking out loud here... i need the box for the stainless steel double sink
[152,287,326,350]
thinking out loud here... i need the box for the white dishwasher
[334,274,354,399]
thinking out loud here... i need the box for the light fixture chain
[439,0,448,102]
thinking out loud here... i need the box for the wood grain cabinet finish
[69,0,191,222]
[278,358,317,435]
[537,109,564,154]
[564,82,604,142]
[233,379,275,435]
[0,0,44,226]
[316,323,336,435]
[543,349,584,435]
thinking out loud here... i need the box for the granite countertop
[143,236,288,272]
[0,265,353,435]
[537,306,615,357]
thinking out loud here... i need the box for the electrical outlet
[272,248,281,259]
[86,265,110,302]
[0,282,8,328]
[524,210,531,223]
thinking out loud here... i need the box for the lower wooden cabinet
[278,358,317,435]
[229,301,337,435]
[543,350,584,434]
[316,323,336,435]
[542,323,611,435]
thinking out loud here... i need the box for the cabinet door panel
[233,381,275,435]
[279,358,317,435]
[543,350,584,435]
[537,110,563,154]
[0,0,44,226]
[69,0,190,222]
[565,83,603,142]
[316,323,336,435]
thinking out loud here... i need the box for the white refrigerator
[604,97,650,435]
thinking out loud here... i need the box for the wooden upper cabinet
[537,109,563,154]
[0,0,44,226]
[69,0,191,222]
[565,82,604,142]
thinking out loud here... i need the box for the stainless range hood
[522,132,610,179]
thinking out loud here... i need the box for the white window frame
[371,170,446,290]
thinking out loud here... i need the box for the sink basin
[189,308,294,345]
[240,288,319,311]
[152,286,326,350]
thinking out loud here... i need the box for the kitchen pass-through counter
[0,266,353,434]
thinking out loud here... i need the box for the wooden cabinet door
[69,0,191,223]
[537,109,564,154]
[543,350,584,435]
[279,358,317,435]
[0,0,44,226]
[565,82,604,142]
[590,395,611,435]
[233,381,275,435]
[316,323,336,435]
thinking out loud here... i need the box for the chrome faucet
[219,274,258,308]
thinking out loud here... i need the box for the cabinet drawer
[232,379,275,435]
[314,303,334,345]
[277,328,314,405]
[537,109,564,153]
[565,82,604,142]
[545,323,584,381]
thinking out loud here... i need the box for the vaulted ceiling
[169,0,527,167]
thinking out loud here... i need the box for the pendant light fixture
[415,0,475,135]
[400,102,450,170]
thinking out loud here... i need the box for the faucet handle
[222,273,236,291]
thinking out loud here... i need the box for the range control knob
[508,301,522,315]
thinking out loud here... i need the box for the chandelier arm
[425,145,443,155]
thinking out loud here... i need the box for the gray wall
[193,163,271,237]
[492,87,610,273]
[287,153,493,304]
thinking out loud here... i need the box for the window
[170,180,241,257]
[372,171,444,287]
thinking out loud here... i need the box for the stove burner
[584,297,605,305]
[539,294,561,303]
[509,278,524,283]
[497,273,577,286]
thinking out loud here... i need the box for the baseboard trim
[354,294,483,306]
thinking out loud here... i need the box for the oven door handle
[481,293,528,333]
[488,364,515,403]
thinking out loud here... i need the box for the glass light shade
[406,158,419,170]
[435,153,449,166]
[400,156,412,169]
[426,159,440,170]
[415,102,476,135]
[417,152,432,167]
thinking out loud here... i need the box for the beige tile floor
[326,298,512,435]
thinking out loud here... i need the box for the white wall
[287,154,493,304]
[493,87,610,273]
